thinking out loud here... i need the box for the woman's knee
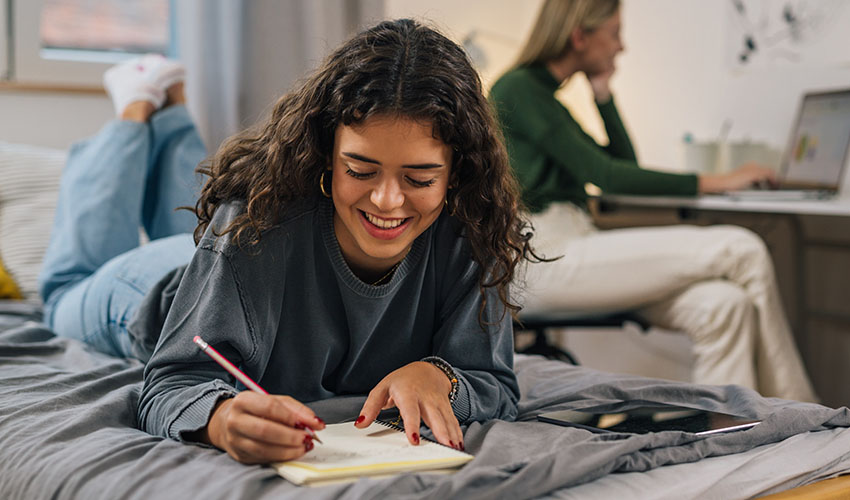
[712,225,769,257]
[702,225,775,282]
[43,274,134,357]
[708,281,755,320]
[665,280,757,344]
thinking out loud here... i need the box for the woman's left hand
[356,361,464,450]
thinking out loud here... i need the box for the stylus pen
[192,335,322,444]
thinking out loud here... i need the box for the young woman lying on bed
[37,19,540,464]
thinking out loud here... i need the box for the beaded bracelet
[422,356,459,403]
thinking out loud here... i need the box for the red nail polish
[449,440,455,448]
[294,422,306,430]
[460,442,465,451]
[302,435,313,445]
[305,439,314,452]
[412,433,420,445]
[355,415,365,425]
[315,416,325,426]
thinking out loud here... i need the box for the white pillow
[0,142,66,301]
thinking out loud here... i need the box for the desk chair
[514,311,650,364]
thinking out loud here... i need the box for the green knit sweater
[489,65,698,212]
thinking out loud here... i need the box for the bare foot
[164,82,186,107]
[121,101,156,122]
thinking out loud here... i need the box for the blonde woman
[490,0,817,402]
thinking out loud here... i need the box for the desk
[603,194,850,217]
[597,194,850,407]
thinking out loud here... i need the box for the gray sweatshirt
[137,197,519,441]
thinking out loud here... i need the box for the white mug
[682,141,720,174]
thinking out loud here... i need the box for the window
[9,0,173,86]
[40,0,169,54]
[0,3,8,79]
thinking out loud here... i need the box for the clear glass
[40,0,169,55]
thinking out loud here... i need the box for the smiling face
[577,9,624,76]
[330,115,452,281]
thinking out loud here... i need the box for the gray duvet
[1,301,848,500]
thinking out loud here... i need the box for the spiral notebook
[272,420,474,486]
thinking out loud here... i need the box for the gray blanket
[0,301,848,500]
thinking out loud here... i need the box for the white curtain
[175,0,385,151]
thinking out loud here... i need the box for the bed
[4,141,850,499]
[2,301,850,500]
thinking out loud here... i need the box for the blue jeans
[39,106,205,358]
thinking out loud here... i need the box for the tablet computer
[537,407,761,436]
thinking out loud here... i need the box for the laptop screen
[782,89,850,190]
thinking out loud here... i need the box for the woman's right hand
[698,162,779,193]
[202,391,325,464]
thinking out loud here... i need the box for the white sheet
[549,427,850,499]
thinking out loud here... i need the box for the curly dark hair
[194,18,539,320]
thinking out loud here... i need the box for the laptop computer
[725,88,850,201]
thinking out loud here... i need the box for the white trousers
[519,203,817,402]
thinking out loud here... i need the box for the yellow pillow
[0,257,23,300]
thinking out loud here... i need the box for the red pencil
[192,335,323,444]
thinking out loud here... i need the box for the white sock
[102,54,185,117]
[145,55,185,91]
[103,57,166,116]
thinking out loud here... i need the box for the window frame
[10,0,173,87]
[1,0,8,79]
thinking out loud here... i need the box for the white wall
[615,1,850,172]
[384,0,541,90]
[386,0,850,174]
[6,0,850,159]
[0,92,112,150]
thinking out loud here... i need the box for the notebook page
[272,421,472,486]
[279,422,471,473]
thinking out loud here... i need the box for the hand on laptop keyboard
[699,162,778,193]
[751,179,775,190]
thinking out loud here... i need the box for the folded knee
[714,225,769,258]
[710,282,755,319]
[670,280,756,342]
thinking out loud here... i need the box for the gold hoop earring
[320,171,331,198]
